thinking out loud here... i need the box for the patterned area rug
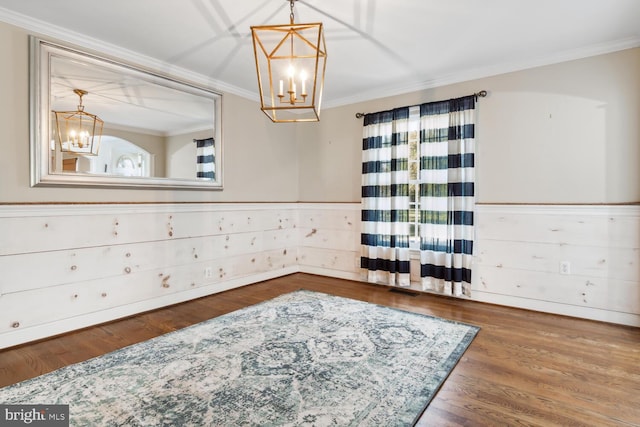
[0,290,479,426]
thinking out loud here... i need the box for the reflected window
[115,155,137,176]
[89,136,152,177]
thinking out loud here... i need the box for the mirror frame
[29,36,223,190]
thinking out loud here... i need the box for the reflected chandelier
[251,0,327,122]
[53,89,103,156]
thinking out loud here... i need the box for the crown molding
[323,36,640,109]
[1,6,638,110]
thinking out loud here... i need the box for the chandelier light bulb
[300,70,307,96]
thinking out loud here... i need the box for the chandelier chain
[289,0,295,24]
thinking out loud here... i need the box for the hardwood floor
[1,273,639,426]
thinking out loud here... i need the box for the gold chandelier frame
[251,0,327,122]
[53,88,103,156]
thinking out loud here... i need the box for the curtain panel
[195,137,215,180]
[419,95,476,296]
[360,108,411,287]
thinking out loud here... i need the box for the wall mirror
[30,36,223,190]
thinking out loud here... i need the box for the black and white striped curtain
[360,95,476,295]
[419,95,476,296]
[195,137,215,180]
[360,108,411,287]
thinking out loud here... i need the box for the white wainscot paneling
[0,204,299,348]
[297,204,361,281]
[2,202,637,348]
[472,205,640,326]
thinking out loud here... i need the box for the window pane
[409,161,418,180]
[409,139,418,159]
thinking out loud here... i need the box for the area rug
[0,290,479,426]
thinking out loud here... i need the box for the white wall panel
[473,205,640,326]
[475,266,639,314]
[297,204,361,278]
[475,205,640,248]
[299,247,359,273]
[1,203,637,348]
[298,204,640,326]
[0,204,299,348]
[476,240,639,282]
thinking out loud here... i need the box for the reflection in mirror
[83,136,152,177]
[31,37,223,189]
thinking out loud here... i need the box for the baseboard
[471,290,640,327]
[300,266,640,327]
[298,265,362,282]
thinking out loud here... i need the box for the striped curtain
[419,95,476,296]
[195,137,215,180]
[360,108,411,287]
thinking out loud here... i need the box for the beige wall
[303,47,640,204]
[166,129,211,179]
[1,18,638,205]
[0,22,298,203]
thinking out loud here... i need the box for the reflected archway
[83,136,153,177]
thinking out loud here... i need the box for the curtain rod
[354,90,487,119]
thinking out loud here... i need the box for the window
[408,106,420,250]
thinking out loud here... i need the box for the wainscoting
[1,202,638,348]
[297,203,361,281]
[299,203,640,327]
[0,204,299,348]
[473,205,640,326]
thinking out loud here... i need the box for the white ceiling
[1,0,639,110]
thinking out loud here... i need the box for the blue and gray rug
[0,290,479,426]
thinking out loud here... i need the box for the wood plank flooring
[1,273,639,426]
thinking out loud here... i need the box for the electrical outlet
[559,261,571,275]
[204,267,213,278]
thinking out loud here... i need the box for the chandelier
[53,89,104,155]
[251,0,327,122]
